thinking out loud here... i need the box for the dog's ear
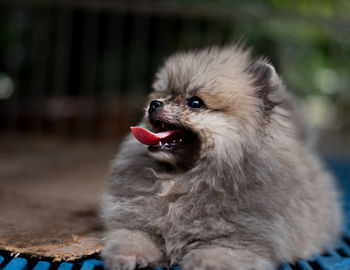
[249,60,285,112]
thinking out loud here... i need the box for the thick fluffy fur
[101,45,342,270]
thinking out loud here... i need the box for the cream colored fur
[100,45,342,270]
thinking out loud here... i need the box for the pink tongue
[130,126,178,146]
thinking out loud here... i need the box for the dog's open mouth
[131,125,195,152]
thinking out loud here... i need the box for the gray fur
[100,45,342,270]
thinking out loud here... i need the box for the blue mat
[1,157,349,270]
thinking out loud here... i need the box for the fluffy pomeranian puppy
[101,45,342,270]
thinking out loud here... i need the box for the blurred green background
[0,0,349,156]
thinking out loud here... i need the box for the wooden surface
[0,135,118,261]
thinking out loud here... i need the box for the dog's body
[101,45,342,270]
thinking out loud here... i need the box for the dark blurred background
[0,0,349,155]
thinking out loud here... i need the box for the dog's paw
[102,229,163,270]
[181,250,234,270]
[181,247,274,270]
[103,254,149,270]
[181,249,235,270]
[182,258,230,270]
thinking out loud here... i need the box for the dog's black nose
[148,100,164,114]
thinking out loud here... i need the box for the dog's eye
[187,96,204,109]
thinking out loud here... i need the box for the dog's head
[134,45,286,169]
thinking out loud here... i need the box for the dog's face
[141,46,285,169]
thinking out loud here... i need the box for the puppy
[101,45,342,270]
